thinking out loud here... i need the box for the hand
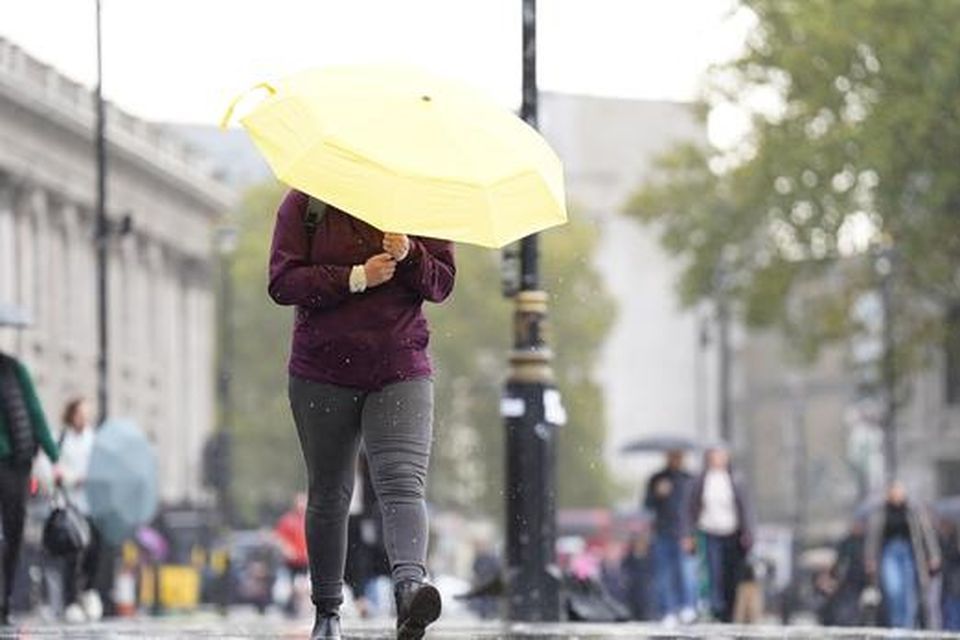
[930,559,942,575]
[382,233,410,261]
[52,465,64,487]
[681,536,696,554]
[364,253,397,288]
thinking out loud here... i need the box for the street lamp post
[877,248,897,479]
[215,227,238,527]
[94,0,109,425]
[502,0,562,622]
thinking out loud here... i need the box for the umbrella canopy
[222,64,567,248]
[87,419,158,545]
[0,302,31,328]
[620,435,705,454]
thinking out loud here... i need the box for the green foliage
[630,0,960,367]
[226,183,617,519]
[227,181,304,523]
[428,218,618,516]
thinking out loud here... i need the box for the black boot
[310,610,341,640]
[395,580,441,640]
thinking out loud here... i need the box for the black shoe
[310,610,341,640]
[0,606,11,627]
[395,580,441,640]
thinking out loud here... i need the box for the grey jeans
[288,376,434,611]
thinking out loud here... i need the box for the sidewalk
[2,617,960,640]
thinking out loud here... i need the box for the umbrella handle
[219,81,277,130]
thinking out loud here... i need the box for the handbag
[42,487,92,556]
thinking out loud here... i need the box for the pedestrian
[269,190,455,640]
[817,520,869,626]
[344,455,391,618]
[468,539,500,620]
[0,349,60,625]
[940,519,960,631]
[54,397,103,623]
[274,492,310,617]
[620,533,653,621]
[643,449,698,625]
[688,446,753,623]
[598,540,627,609]
[865,480,942,629]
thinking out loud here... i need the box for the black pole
[95,0,109,425]
[879,250,897,479]
[717,293,732,444]
[217,239,235,526]
[503,0,561,621]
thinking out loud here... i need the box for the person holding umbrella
[643,449,697,626]
[0,347,59,625]
[231,63,567,639]
[269,189,455,640]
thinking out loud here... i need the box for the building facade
[0,38,234,502]
[538,93,716,494]
[539,92,960,536]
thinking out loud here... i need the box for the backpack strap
[303,196,328,254]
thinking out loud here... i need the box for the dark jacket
[687,469,754,545]
[0,352,58,463]
[643,467,693,538]
[268,190,456,390]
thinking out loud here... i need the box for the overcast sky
[0,0,751,130]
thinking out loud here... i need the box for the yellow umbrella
[221,65,567,248]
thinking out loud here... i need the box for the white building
[0,38,234,502]
[538,93,713,498]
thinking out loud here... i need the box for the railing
[0,36,228,198]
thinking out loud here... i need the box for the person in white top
[55,398,103,623]
[689,447,753,622]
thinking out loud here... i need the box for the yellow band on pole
[219,81,276,130]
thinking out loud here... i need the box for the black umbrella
[0,302,31,328]
[620,435,703,454]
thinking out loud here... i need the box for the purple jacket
[268,190,456,390]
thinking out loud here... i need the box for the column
[0,179,15,353]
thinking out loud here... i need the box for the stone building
[537,93,715,492]
[0,38,234,502]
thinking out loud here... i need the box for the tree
[428,220,618,516]
[630,0,960,373]
[226,182,617,520]
[226,182,305,523]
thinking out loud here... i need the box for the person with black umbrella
[0,347,60,625]
[643,449,697,625]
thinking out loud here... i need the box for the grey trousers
[288,376,434,611]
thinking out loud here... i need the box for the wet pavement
[0,617,958,640]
